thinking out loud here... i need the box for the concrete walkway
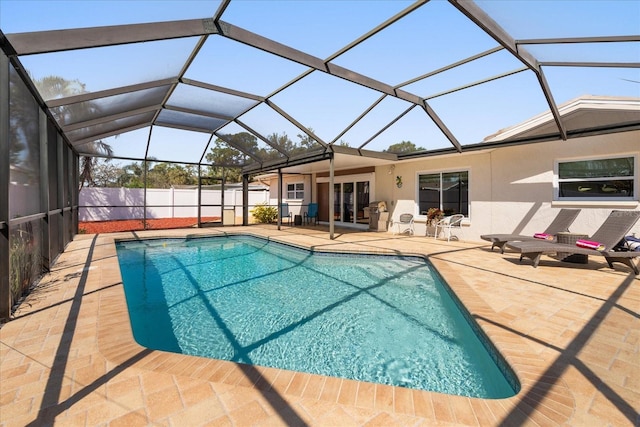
[1,225,638,426]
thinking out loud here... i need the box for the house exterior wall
[266,174,313,217]
[265,130,639,241]
[381,130,640,241]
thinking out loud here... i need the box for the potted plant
[426,207,444,226]
[426,207,444,237]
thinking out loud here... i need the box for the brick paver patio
[1,225,638,426]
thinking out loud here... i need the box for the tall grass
[9,224,42,309]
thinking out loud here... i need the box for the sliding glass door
[318,173,373,227]
[331,180,369,225]
[356,181,370,224]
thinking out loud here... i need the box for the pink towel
[534,233,553,240]
[576,239,605,250]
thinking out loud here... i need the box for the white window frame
[415,168,470,221]
[286,182,304,200]
[554,154,637,202]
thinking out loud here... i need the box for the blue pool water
[116,235,517,398]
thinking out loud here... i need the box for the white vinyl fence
[79,187,269,222]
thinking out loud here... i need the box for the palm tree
[78,142,114,189]
[9,70,40,176]
[32,75,113,190]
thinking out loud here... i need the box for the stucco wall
[263,131,639,241]
[383,130,640,241]
[267,174,313,217]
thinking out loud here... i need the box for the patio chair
[505,210,640,274]
[434,214,464,241]
[279,203,292,225]
[481,208,580,253]
[304,202,319,225]
[392,213,414,235]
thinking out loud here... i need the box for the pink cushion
[534,233,553,240]
[576,239,605,250]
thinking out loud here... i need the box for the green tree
[78,148,114,189]
[146,162,198,188]
[90,159,125,187]
[217,132,259,158]
[106,160,197,188]
[119,162,145,188]
[384,140,425,154]
[266,132,295,156]
[204,134,255,183]
[165,164,198,186]
[295,128,321,154]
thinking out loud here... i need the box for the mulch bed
[78,217,219,234]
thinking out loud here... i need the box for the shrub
[251,204,278,223]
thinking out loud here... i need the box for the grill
[368,201,389,231]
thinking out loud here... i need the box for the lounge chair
[481,208,580,253]
[505,210,640,274]
[304,202,319,225]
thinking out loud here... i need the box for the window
[418,171,468,216]
[557,156,635,200]
[287,182,304,199]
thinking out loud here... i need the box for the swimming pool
[116,235,518,398]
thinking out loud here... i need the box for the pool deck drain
[1,225,638,426]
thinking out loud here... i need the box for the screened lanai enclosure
[1,0,639,320]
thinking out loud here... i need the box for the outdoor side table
[556,232,589,264]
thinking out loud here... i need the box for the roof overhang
[484,95,640,143]
[249,145,397,176]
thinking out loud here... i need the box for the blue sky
[1,0,638,164]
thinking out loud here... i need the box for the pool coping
[99,229,574,425]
